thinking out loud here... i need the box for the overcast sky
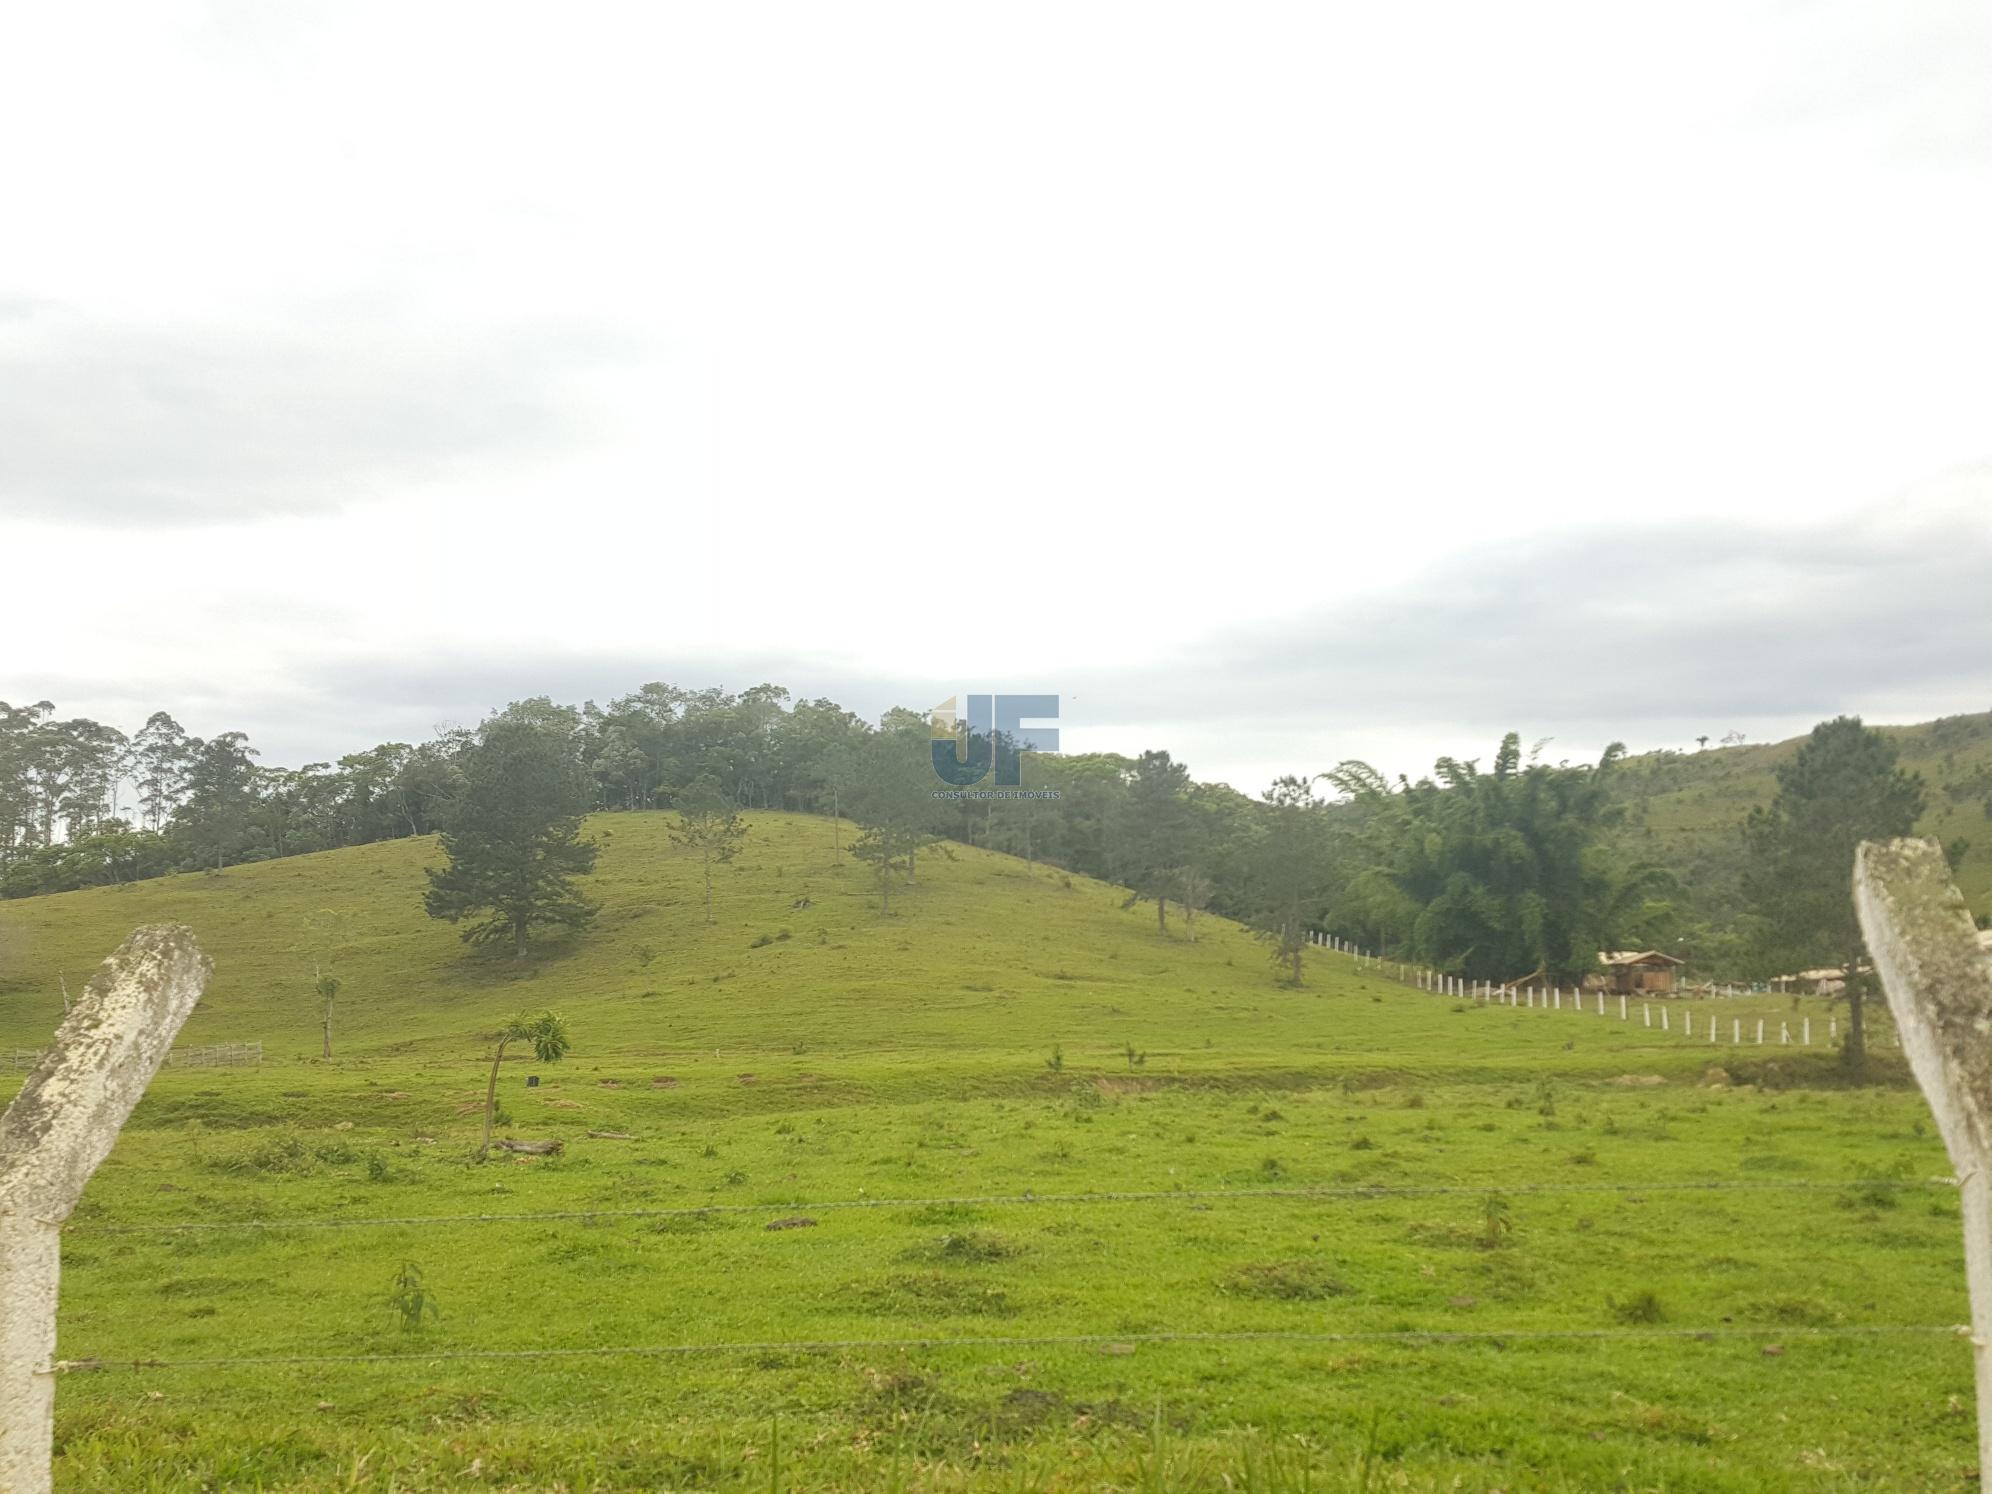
[5,2,1990,793]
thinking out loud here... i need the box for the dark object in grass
[492,1138,563,1155]
[765,1216,818,1231]
[1607,1289,1666,1324]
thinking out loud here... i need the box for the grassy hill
[0,812,1979,1489]
[0,810,1586,1072]
[9,809,1317,1059]
[1,809,1755,1080]
[1610,710,1992,938]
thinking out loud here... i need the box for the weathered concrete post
[0,925,210,1494]
[1854,839,1992,1476]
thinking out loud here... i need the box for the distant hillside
[1607,709,1992,933]
[0,810,1318,1060]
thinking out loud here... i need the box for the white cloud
[3,1,1991,782]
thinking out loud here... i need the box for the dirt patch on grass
[1095,1076,1167,1096]
[649,1211,729,1235]
[1218,1259,1353,1301]
[851,1271,1020,1317]
[896,1229,1021,1265]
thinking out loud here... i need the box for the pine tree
[423,710,599,959]
[1243,775,1334,985]
[1113,750,1194,936]
[1745,716,1925,1079]
[835,729,938,915]
[671,777,749,924]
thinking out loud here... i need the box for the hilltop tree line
[0,689,1929,1059]
[0,686,1282,905]
[0,685,1657,977]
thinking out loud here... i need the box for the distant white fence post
[1854,838,1992,1478]
[0,925,210,1494]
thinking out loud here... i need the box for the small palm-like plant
[479,1010,571,1159]
[387,1261,439,1332]
[314,967,341,1060]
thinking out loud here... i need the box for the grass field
[0,813,1978,1489]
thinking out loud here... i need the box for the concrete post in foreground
[1854,839,1992,1477]
[0,925,210,1494]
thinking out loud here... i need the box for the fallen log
[586,1130,634,1140]
[492,1138,563,1156]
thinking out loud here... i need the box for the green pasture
[0,814,1975,1489]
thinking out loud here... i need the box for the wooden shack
[1587,950,1684,995]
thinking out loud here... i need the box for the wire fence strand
[68,1176,1954,1235]
[53,1324,1966,1375]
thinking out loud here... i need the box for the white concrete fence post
[1854,838,1992,1479]
[0,925,211,1494]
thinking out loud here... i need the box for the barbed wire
[51,1323,1965,1375]
[68,1175,1952,1236]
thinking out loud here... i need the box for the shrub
[1607,1289,1666,1324]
